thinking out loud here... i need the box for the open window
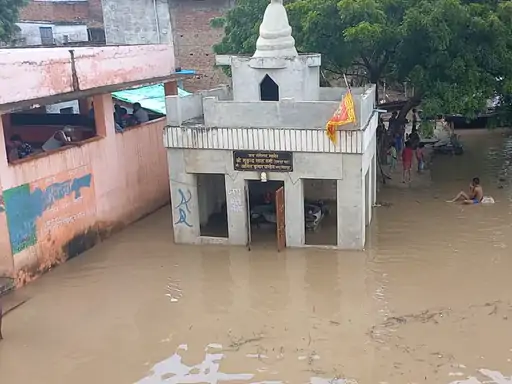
[3,100,97,164]
[260,74,279,101]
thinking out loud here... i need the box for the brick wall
[87,0,104,27]
[169,0,234,91]
[102,0,172,45]
[20,1,89,23]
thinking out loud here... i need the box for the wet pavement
[1,129,512,384]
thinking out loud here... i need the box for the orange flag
[325,90,357,145]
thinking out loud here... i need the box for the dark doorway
[303,179,337,246]
[260,74,279,101]
[247,180,284,245]
[197,174,228,237]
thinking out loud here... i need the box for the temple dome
[252,0,298,59]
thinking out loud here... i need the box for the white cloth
[42,131,69,152]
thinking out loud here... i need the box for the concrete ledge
[0,44,175,106]
[203,98,340,129]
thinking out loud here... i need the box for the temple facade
[164,0,377,250]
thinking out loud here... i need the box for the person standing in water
[387,142,398,172]
[416,142,425,173]
[402,140,414,183]
[449,177,484,204]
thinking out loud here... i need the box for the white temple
[163,0,378,250]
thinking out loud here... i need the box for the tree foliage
[0,0,26,44]
[213,0,512,117]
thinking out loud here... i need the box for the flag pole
[343,73,351,91]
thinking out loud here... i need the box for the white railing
[164,126,367,154]
[359,86,376,130]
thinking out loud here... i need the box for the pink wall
[6,124,95,144]
[0,45,175,106]
[0,97,169,285]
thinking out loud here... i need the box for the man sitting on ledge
[42,126,81,152]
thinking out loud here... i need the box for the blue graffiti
[3,174,92,254]
[174,188,192,227]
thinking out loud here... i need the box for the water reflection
[135,344,359,384]
[200,249,233,313]
[135,346,253,383]
[248,251,289,312]
[304,251,339,318]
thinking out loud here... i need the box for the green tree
[211,0,269,56]
[0,0,26,44]
[213,0,512,118]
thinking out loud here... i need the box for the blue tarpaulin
[112,82,193,115]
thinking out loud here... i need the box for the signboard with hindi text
[233,151,293,172]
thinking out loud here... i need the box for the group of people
[7,102,151,162]
[113,102,149,132]
[6,126,79,162]
[384,109,425,183]
[90,102,149,133]
[381,109,484,204]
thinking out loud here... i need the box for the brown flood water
[1,129,512,384]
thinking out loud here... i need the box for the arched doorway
[260,74,279,101]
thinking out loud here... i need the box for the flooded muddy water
[1,129,512,384]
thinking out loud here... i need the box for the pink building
[0,45,183,291]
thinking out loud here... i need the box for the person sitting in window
[114,104,124,127]
[114,113,124,133]
[7,134,33,161]
[114,105,131,129]
[42,126,80,152]
[88,102,95,120]
[132,102,149,124]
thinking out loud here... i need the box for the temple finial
[252,0,298,58]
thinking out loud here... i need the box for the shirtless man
[449,177,483,204]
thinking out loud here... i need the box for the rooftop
[0,44,180,112]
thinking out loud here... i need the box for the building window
[39,27,54,45]
[87,28,106,44]
[260,74,279,101]
[60,107,74,114]
[4,105,98,164]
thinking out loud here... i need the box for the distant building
[169,0,234,91]
[13,0,231,91]
[15,0,105,46]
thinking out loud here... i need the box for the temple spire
[252,0,298,58]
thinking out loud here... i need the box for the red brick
[170,0,234,91]
[87,0,104,27]
[20,2,90,23]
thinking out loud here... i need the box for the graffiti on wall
[175,188,192,228]
[227,188,243,213]
[4,167,94,254]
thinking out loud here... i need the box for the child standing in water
[387,143,398,172]
[416,143,425,173]
[402,140,414,183]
